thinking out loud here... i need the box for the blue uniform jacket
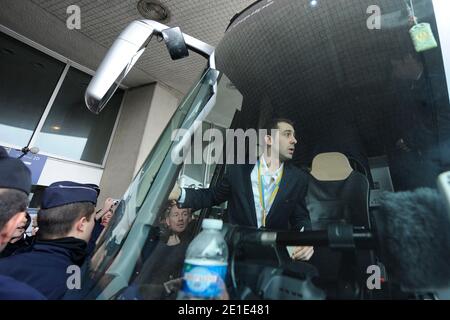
[87,220,104,257]
[0,275,46,300]
[0,243,76,299]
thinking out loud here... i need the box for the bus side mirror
[162,27,189,60]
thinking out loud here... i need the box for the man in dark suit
[170,118,314,261]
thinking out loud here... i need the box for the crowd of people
[0,146,118,299]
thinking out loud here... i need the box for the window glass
[111,71,242,300]
[34,67,123,164]
[82,69,219,298]
[73,0,450,300]
[0,32,65,147]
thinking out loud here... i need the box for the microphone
[17,146,40,159]
[238,188,450,291]
[373,187,450,291]
[28,147,40,154]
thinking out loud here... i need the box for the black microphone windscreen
[375,188,450,290]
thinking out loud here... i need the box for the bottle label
[181,261,227,298]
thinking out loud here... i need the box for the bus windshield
[83,0,450,300]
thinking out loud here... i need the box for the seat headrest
[310,152,353,181]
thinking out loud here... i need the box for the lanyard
[257,159,284,227]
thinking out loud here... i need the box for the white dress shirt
[251,156,284,228]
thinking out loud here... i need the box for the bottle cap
[202,218,223,230]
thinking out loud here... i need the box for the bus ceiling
[214,0,450,163]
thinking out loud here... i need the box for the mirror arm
[139,20,214,59]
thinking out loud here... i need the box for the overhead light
[51,125,61,131]
[137,0,170,22]
[310,0,318,7]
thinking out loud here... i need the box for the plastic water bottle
[178,219,228,300]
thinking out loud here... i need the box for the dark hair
[163,202,192,219]
[0,188,28,230]
[37,202,95,239]
[261,118,295,135]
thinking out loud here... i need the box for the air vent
[137,0,170,22]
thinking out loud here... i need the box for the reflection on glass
[134,69,218,208]
[34,67,123,164]
[0,32,65,147]
[117,204,197,300]
[84,69,219,294]
[181,121,212,188]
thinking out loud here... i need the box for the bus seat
[306,152,371,298]
[308,152,370,228]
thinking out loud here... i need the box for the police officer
[0,146,45,299]
[0,212,34,258]
[0,180,98,299]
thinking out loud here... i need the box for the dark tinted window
[34,67,123,164]
[0,32,65,147]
